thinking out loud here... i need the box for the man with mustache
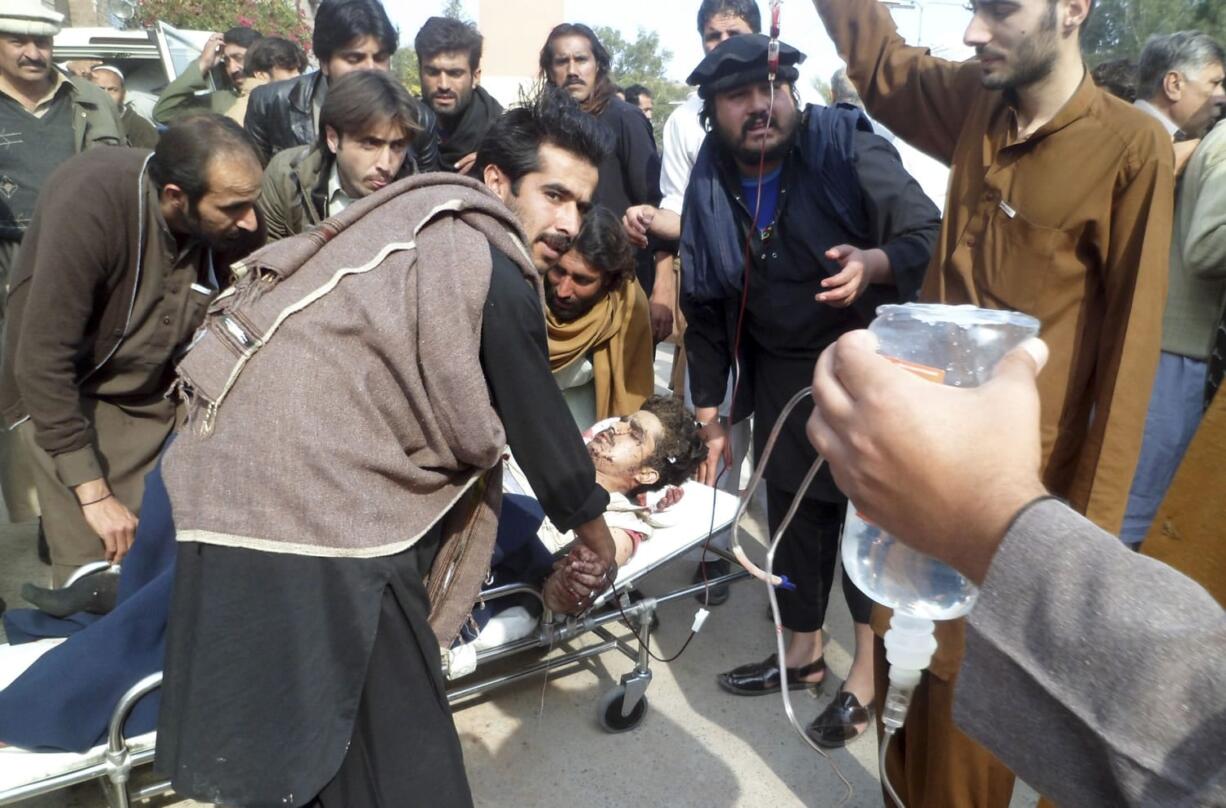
[814,0,1176,802]
[545,206,655,430]
[0,0,124,542]
[415,16,503,174]
[0,116,264,589]
[680,34,939,748]
[152,26,262,124]
[540,23,663,294]
[258,70,419,240]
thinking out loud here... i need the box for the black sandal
[716,653,826,696]
[805,690,874,748]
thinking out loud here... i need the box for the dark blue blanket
[0,459,175,752]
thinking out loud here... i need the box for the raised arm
[812,0,982,163]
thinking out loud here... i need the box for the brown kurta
[1142,389,1226,605]
[815,0,1175,805]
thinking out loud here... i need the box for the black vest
[0,91,76,241]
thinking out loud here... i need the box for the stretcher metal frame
[443,535,748,732]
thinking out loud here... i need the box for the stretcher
[0,481,745,805]
[443,479,745,732]
[0,561,168,808]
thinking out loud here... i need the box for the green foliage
[593,25,690,144]
[392,47,421,96]
[1082,0,1226,64]
[136,0,312,48]
[442,0,470,23]
[812,74,832,105]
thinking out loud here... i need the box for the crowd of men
[0,0,1223,804]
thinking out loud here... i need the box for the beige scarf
[547,279,655,420]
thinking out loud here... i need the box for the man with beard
[259,70,420,240]
[155,88,617,807]
[540,23,662,293]
[152,26,262,123]
[415,16,503,174]
[546,206,655,429]
[814,0,1175,803]
[0,116,264,587]
[680,33,939,751]
[0,0,127,547]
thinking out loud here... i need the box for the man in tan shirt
[812,0,1175,804]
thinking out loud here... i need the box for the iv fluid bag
[841,304,1040,622]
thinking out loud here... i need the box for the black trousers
[768,484,873,632]
[307,547,473,808]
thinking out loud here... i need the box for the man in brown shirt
[0,116,263,586]
[812,0,1175,804]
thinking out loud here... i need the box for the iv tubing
[732,385,855,807]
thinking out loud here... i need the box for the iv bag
[841,304,1040,621]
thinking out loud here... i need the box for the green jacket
[66,76,126,152]
[121,104,160,150]
[1164,121,1226,360]
[152,62,239,124]
[257,144,329,241]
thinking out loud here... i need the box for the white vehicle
[52,23,213,121]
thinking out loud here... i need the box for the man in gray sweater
[806,330,1225,807]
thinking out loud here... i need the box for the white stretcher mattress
[0,638,156,795]
[462,480,740,654]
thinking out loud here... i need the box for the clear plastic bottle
[841,303,1040,622]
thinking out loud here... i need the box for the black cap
[686,34,806,100]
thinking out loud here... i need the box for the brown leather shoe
[805,690,873,748]
[716,653,825,696]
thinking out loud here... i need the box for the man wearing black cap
[681,34,939,747]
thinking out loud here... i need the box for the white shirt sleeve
[659,94,707,216]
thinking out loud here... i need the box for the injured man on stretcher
[475,394,707,629]
[0,395,706,753]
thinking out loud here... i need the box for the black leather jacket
[244,71,441,170]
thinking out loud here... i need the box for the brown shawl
[547,279,655,420]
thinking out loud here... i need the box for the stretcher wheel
[597,685,648,732]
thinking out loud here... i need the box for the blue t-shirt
[740,166,783,238]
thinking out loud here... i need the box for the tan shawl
[547,279,655,420]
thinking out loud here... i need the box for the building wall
[478,0,566,106]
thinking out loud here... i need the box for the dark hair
[318,70,422,145]
[313,0,399,65]
[149,115,260,204]
[472,86,612,192]
[243,36,309,78]
[1091,57,1137,103]
[414,16,484,71]
[538,23,617,113]
[573,206,636,292]
[1137,30,1225,102]
[624,84,652,106]
[638,396,707,491]
[223,26,263,49]
[696,0,762,35]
